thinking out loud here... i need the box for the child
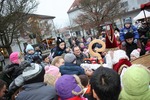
[130,48,141,60]
[50,37,66,58]
[123,32,140,58]
[119,64,150,100]
[44,65,61,86]
[51,56,64,67]
[41,54,51,67]
[55,75,87,100]
[24,44,42,63]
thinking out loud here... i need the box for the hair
[72,46,80,52]
[0,79,7,90]
[90,67,121,100]
[51,56,63,66]
[42,54,49,61]
[79,75,89,87]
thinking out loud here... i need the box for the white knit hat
[130,49,141,58]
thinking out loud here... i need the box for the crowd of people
[0,17,149,100]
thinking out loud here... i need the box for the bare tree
[0,0,38,54]
[75,0,125,36]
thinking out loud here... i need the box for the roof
[67,0,81,13]
[27,13,55,19]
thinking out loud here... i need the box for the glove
[134,39,138,44]
[122,41,126,46]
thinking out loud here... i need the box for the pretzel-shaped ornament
[88,39,106,64]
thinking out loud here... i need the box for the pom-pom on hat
[56,37,64,46]
[9,52,20,64]
[64,53,76,63]
[25,44,34,52]
[55,75,84,100]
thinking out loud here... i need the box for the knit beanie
[57,37,64,46]
[130,49,141,58]
[23,63,45,84]
[9,52,20,64]
[45,65,60,76]
[119,64,150,100]
[25,44,34,52]
[55,75,84,100]
[124,18,132,24]
[64,53,76,63]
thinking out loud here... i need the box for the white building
[67,0,150,36]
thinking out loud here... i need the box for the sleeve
[119,28,125,42]
[133,26,139,39]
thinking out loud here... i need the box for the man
[90,67,121,100]
[72,46,87,66]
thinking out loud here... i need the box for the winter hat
[105,24,119,51]
[25,44,34,52]
[44,65,60,86]
[130,49,141,58]
[119,64,150,100]
[55,75,84,100]
[45,65,60,76]
[124,18,132,24]
[57,37,64,46]
[9,52,20,64]
[22,63,45,84]
[124,32,134,39]
[64,53,76,63]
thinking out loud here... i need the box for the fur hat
[64,53,76,63]
[130,49,141,58]
[57,37,64,46]
[25,44,34,52]
[55,75,84,100]
[22,63,45,84]
[124,18,132,24]
[120,64,150,100]
[9,52,20,64]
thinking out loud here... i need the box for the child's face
[44,57,50,63]
[28,50,34,54]
[55,58,64,67]
[125,23,131,28]
[126,38,133,44]
[59,42,65,49]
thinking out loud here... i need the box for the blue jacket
[120,25,139,42]
[16,82,56,100]
[60,62,85,75]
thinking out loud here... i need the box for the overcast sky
[35,0,74,28]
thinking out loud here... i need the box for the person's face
[126,38,133,44]
[59,42,65,49]
[56,58,65,67]
[80,43,85,48]
[28,50,34,54]
[44,57,50,63]
[73,47,81,56]
[0,85,6,98]
[125,23,131,28]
